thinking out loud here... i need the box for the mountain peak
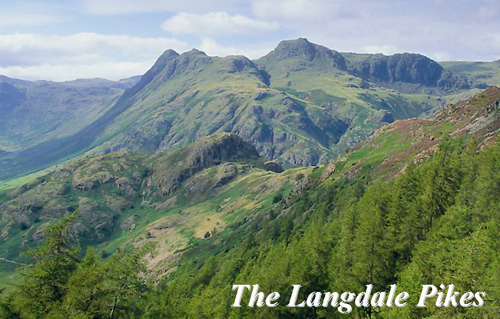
[160,49,179,58]
[273,38,323,61]
[259,38,347,70]
[120,49,179,98]
[217,55,259,73]
[184,48,207,56]
[154,49,180,68]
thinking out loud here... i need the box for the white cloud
[0,33,188,59]
[81,0,243,15]
[1,0,499,82]
[162,12,279,37]
[253,0,335,22]
[0,33,190,81]
[198,37,272,59]
[0,61,154,82]
[0,13,65,28]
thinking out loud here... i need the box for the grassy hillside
[441,60,500,87]
[324,86,500,181]
[0,133,306,289]
[138,87,500,318]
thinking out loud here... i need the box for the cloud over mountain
[162,12,279,37]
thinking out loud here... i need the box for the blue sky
[0,0,499,81]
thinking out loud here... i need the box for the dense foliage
[1,138,499,318]
[0,214,154,318]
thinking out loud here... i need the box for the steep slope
[93,47,356,166]
[323,86,500,182]
[143,89,500,318]
[0,133,299,284]
[255,38,449,156]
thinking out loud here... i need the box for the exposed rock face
[343,52,470,93]
[436,71,471,91]
[349,53,442,85]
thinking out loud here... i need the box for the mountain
[0,133,294,280]
[0,38,488,181]
[1,88,499,318]
[0,75,139,153]
[342,52,471,94]
[96,47,354,165]
[257,37,347,70]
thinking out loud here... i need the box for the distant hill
[0,38,494,180]
[60,76,141,89]
[0,75,139,153]
[441,60,500,88]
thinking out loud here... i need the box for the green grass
[0,270,20,293]
[441,61,500,86]
[0,168,53,190]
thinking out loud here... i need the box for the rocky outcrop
[148,133,262,197]
[348,53,442,85]
[256,38,347,73]
[343,52,470,94]
[263,161,284,173]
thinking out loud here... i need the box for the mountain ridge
[0,38,494,180]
